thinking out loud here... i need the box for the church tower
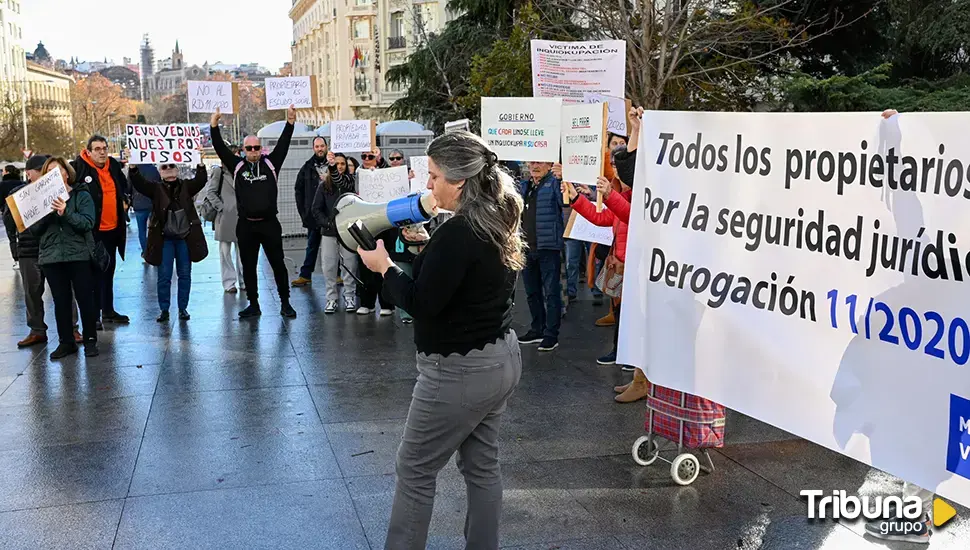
[172,41,183,70]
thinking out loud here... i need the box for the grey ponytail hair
[426,131,525,271]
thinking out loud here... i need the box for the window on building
[390,12,404,37]
[356,0,369,5]
[353,19,369,39]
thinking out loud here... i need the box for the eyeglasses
[160,164,176,170]
[389,156,403,161]
[361,154,376,160]
[244,145,261,152]
[91,146,108,153]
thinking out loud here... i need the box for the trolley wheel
[632,435,660,466]
[670,453,701,485]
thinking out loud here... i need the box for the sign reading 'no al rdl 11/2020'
[126,124,202,165]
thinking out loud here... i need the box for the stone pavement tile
[503,401,645,462]
[166,333,296,361]
[0,439,141,511]
[296,351,419,385]
[0,395,153,452]
[326,418,533,479]
[502,538,626,550]
[155,357,306,394]
[0,376,16,395]
[115,480,369,550]
[28,339,167,370]
[614,519,877,550]
[347,461,606,549]
[0,349,43,378]
[144,386,320,437]
[2,364,160,406]
[508,365,620,411]
[0,499,124,550]
[308,378,417,424]
[129,425,342,496]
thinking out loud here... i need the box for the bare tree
[403,3,461,114]
[540,0,867,109]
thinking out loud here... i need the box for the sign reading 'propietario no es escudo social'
[618,110,970,509]
[481,97,562,163]
[126,124,202,165]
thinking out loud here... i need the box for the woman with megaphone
[357,131,525,550]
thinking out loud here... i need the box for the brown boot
[614,381,631,394]
[615,368,649,403]
[595,310,615,327]
[17,333,47,348]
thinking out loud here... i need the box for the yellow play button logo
[933,498,957,527]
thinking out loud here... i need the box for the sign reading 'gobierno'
[480,97,562,163]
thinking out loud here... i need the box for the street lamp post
[20,80,28,153]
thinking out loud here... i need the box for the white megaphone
[334,191,438,252]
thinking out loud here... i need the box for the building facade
[0,0,26,103]
[289,0,455,126]
[26,61,73,133]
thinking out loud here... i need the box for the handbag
[596,251,625,298]
[90,239,109,272]
[163,209,191,239]
[199,167,223,222]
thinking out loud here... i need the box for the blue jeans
[565,239,603,298]
[158,238,191,312]
[134,210,151,254]
[523,249,562,340]
[299,227,323,279]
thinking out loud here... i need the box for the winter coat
[205,164,239,243]
[31,181,96,266]
[131,164,157,211]
[71,154,130,260]
[129,165,209,267]
[311,162,355,237]
[572,190,632,262]
[518,171,565,252]
[296,155,329,229]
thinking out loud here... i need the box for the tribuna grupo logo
[800,490,925,536]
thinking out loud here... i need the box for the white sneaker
[379,309,393,317]
[344,298,356,312]
[356,307,372,315]
[324,300,338,314]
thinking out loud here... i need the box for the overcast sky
[22,0,293,71]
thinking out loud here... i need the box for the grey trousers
[321,235,357,303]
[19,257,77,335]
[385,330,522,550]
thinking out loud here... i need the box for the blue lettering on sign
[946,394,970,479]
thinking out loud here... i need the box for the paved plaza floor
[0,229,967,549]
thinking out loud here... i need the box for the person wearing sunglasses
[129,162,209,323]
[352,147,400,317]
[210,104,298,319]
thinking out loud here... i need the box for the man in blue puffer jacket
[516,161,564,351]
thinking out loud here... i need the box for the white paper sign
[444,119,470,133]
[583,92,627,137]
[561,103,606,186]
[126,124,202,165]
[410,156,430,194]
[619,111,970,509]
[481,97,562,162]
[531,40,626,103]
[188,81,235,114]
[358,166,410,203]
[564,210,613,246]
[5,169,69,231]
[331,120,374,153]
[265,76,314,110]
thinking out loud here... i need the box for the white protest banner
[444,119,470,133]
[265,76,318,110]
[618,111,970,508]
[410,156,429,194]
[358,166,410,203]
[331,120,376,153]
[583,92,632,137]
[531,39,626,102]
[561,102,607,188]
[126,124,202,165]
[4,169,69,232]
[481,97,561,162]
[564,210,613,246]
[187,80,238,114]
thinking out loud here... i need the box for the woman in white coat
[205,156,244,293]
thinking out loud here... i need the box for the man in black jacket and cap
[291,135,329,288]
[4,155,81,347]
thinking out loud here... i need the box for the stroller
[631,381,726,485]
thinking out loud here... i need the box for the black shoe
[95,320,104,331]
[156,311,170,323]
[538,338,559,352]
[84,340,99,357]
[568,295,578,303]
[179,310,190,321]
[104,312,130,324]
[239,304,262,318]
[281,303,297,319]
[592,295,604,306]
[49,343,78,360]
[517,331,543,345]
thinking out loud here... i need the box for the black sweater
[211,122,294,220]
[382,215,516,356]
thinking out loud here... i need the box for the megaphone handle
[349,219,378,251]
